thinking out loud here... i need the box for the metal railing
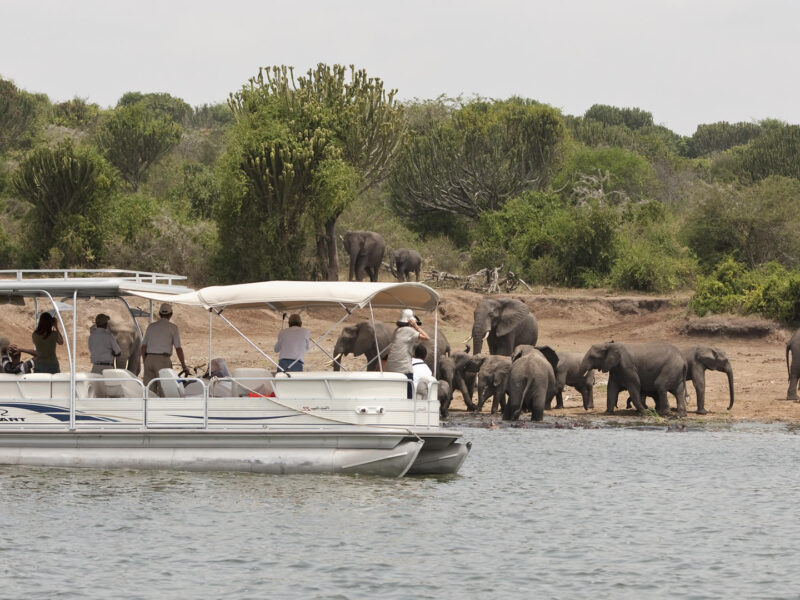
[0,269,187,286]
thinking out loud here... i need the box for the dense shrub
[690,259,800,323]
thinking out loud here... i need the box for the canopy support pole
[70,289,77,430]
[211,309,283,373]
[369,302,383,372]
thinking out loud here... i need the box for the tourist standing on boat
[141,303,188,395]
[274,313,310,372]
[385,309,429,397]
[411,344,432,384]
[31,312,63,374]
[88,313,121,374]
[0,336,37,374]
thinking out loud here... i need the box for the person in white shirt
[88,313,121,374]
[411,344,432,385]
[141,303,188,396]
[274,314,310,372]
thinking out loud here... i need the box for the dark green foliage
[552,146,658,203]
[389,98,568,222]
[117,92,193,124]
[584,104,654,130]
[12,139,117,265]
[690,259,800,323]
[189,103,234,128]
[177,163,221,219]
[566,116,688,161]
[735,124,800,182]
[684,176,800,269]
[687,121,762,157]
[472,192,619,286]
[96,104,182,191]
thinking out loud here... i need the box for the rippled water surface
[2,426,800,599]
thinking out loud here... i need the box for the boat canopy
[121,281,440,312]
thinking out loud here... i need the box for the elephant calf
[476,355,512,414]
[389,248,422,282]
[550,351,595,410]
[683,346,734,414]
[505,346,559,421]
[787,330,800,401]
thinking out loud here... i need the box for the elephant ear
[496,300,530,338]
[605,344,634,372]
[353,322,378,356]
[535,345,559,373]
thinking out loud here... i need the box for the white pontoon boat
[0,270,470,477]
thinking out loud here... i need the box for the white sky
[1,0,798,136]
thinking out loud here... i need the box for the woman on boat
[31,312,63,374]
[385,309,429,397]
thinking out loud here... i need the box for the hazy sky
[2,0,798,135]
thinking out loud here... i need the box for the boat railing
[0,372,439,430]
[0,269,187,286]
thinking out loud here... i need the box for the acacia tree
[96,104,181,191]
[221,64,406,281]
[389,98,568,220]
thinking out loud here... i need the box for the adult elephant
[551,351,595,410]
[683,346,734,414]
[343,231,386,282]
[332,321,392,371]
[471,298,538,356]
[504,345,559,421]
[579,342,687,417]
[786,330,800,401]
[332,321,449,374]
[476,355,512,414]
[92,317,141,375]
[389,248,422,282]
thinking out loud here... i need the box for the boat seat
[230,368,274,397]
[52,372,104,399]
[19,373,53,399]
[102,368,145,398]
[158,368,185,398]
[0,373,22,399]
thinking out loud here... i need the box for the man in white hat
[88,313,121,374]
[141,303,188,396]
[385,308,430,397]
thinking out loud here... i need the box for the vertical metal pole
[433,308,439,378]
[206,309,212,429]
[70,290,77,430]
[369,303,383,373]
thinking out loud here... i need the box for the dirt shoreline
[2,286,799,425]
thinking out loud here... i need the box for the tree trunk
[324,217,339,281]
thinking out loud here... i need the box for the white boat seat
[52,372,104,399]
[102,368,144,398]
[231,368,274,397]
[0,373,22,399]
[272,371,407,400]
[158,368,185,398]
[20,373,53,399]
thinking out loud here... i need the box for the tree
[687,121,763,157]
[735,124,800,182]
[96,104,182,191]
[221,64,406,281]
[12,139,117,265]
[0,78,38,153]
[388,98,567,222]
[117,91,193,124]
[584,104,654,130]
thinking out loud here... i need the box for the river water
[2,424,799,599]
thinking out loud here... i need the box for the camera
[414,316,422,326]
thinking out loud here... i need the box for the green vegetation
[1,68,799,322]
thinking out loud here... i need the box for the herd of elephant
[342,230,421,282]
[332,297,738,421]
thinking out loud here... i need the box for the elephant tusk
[483,331,490,340]
[462,335,472,345]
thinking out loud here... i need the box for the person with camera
[0,336,38,374]
[385,309,429,398]
[31,312,64,374]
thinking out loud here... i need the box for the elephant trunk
[471,322,489,355]
[332,351,344,372]
[578,356,593,378]
[725,365,734,410]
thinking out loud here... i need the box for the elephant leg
[554,388,564,409]
[787,369,799,401]
[693,376,707,414]
[456,375,477,411]
[582,384,594,410]
[674,381,688,417]
[654,389,670,416]
[606,378,621,414]
[530,387,546,422]
[492,383,507,414]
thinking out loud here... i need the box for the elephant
[90,317,141,375]
[451,350,483,411]
[504,345,559,421]
[786,330,800,401]
[550,351,595,410]
[476,355,512,414]
[471,298,538,356]
[437,380,452,418]
[579,342,687,417]
[437,355,455,416]
[343,231,386,282]
[682,346,734,414]
[332,320,449,374]
[389,248,422,282]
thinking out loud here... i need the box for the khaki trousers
[143,354,172,397]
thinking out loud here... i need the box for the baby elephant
[437,380,452,418]
[505,345,559,421]
[389,248,422,282]
[549,351,595,410]
[476,355,512,414]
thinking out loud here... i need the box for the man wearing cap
[274,313,310,372]
[88,314,121,374]
[385,309,430,397]
[141,303,188,396]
